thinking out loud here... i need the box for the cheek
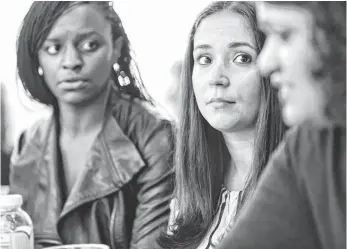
[285,82,326,125]
[280,45,301,74]
[280,38,319,76]
[235,70,261,106]
[296,82,326,109]
[89,57,112,74]
[85,53,113,82]
[38,56,60,90]
[90,48,113,68]
[237,78,262,121]
[242,84,261,116]
[39,52,56,71]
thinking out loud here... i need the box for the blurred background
[0,0,214,186]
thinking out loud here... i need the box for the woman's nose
[257,38,279,77]
[62,45,83,71]
[209,60,230,87]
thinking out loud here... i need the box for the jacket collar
[59,109,146,218]
[32,102,146,220]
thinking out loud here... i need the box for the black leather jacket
[9,91,174,249]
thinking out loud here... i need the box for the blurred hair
[17,1,152,108]
[170,60,183,81]
[1,83,9,150]
[167,60,183,117]
[158,2,286,248]
[268,1,346,124]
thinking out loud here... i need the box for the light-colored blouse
[168,187,242,249]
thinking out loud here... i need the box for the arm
[217,128,320,249]
[9,120,62,249]
[130,120,174,249]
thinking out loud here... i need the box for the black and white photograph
[0,1,345,249]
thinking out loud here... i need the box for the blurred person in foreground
[217,2,346,249]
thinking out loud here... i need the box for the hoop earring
[38,66,43,76]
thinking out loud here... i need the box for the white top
[168,187,242,249]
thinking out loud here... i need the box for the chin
[283,116,295,127]
[59,89,107,106]
[59,94,95,106]
[207,119,239,133]
[282,108,306,127]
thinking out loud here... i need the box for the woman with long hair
[158,2,286,248]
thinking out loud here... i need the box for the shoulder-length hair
[158,1,286,248]
[269,1,346,124]
[17,1,152,108]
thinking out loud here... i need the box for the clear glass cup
[43,244,110,249]
[0,194,34,249]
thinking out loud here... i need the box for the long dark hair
[269,1,346,124]
[17,1,152,109]
[158,2,286,248]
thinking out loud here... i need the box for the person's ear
[112,36,124,64]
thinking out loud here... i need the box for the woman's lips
[59,80,88,90]
[208,98,236,108]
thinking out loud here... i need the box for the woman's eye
[233,54,252,64]
[80,41,98,52]
[197,56,212,65]
[46,44,60,55]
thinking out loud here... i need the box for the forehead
[194,11,255,46]
[48,4,110,37]
[256,2,313,31]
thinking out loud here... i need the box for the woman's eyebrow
[45,30,101,42]
[194,42,256,52]
[194,44,212,51]
[75,31,101,40]
[227,42,256,51]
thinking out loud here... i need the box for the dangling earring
[38,66,43,76]
[113,63,130,87]
[117,71,126,86]
[113,63,120,73]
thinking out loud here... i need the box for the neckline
[221,185,242,194]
